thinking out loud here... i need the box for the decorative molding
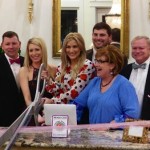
[90,0,112,7]
[28,0,34,23]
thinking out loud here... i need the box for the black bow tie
[9,58,20,64]
[132,63,146,69]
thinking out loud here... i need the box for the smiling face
[1,36,21,59]
[28,44,42,65]
[65,40,81,63]
[131,38,150,64]
[94,56,115,79]
[92,29,111,50]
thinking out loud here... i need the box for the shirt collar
[5,53,19,65]
[92,47,97,62]
[93,46,97,55]
[110,41,120,45]
[135,57,150,69]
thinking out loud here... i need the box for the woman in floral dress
[44,32,95,105]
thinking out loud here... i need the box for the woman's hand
[38,114,45,124]
[41,70,49,81]
[110,120,116,123]
[42,97,55,104]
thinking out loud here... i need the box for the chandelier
[105,0,121,29]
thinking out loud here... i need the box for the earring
[110,71,113,75]
[110,69,114,75]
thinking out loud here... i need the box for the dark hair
[2,31,19,42]
[92,22,112,36]
[96,45,124,75]
[111,28,120,42]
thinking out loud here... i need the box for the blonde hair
[24,37,54,78]
[131,36,150,47]
[96,45,124,75]
[59,32,86,80]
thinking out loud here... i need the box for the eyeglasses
[94,59,108,64]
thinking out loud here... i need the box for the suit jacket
[86,49,93,61]
[121,63,150,120]
[0,54,25,126]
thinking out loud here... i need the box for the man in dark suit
[121,36,150,120]
[86,22,112,62]
[0,31,25,126]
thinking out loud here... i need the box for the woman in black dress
[19,37,56,125]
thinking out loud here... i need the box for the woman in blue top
[74,45,140,124]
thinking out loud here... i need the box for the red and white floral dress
[45,59,95,104]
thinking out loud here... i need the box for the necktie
[132,63,146,69]
[9,58,20,64]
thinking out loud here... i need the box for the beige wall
[129,0,150,63]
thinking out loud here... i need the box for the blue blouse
[74,75,140,124]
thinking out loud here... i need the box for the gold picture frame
[121,0,130,57]
[52,0,61,58]
[122,126,149,144]
[52,0,130,58]
[122,119,149,144]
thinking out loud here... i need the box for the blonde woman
[19,37,56,124]
[44,32,95,104]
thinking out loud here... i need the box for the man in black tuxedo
[0,31,25,126]
[121,36,150,120]
[86,22,112,62]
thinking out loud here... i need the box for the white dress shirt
[92,47,97,62]
[129,57,150,113]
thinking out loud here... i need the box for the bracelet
[114,115,126,123]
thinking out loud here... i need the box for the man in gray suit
[86,22,112,62]
[0,31,25,126]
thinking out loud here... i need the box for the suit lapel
[1,54,19,90]
[86,49,93,61]
[1,54,15,79]
[120,64,132,79]
[144,64,150,96]
[19,56,24,67]
[140,64,150,119]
